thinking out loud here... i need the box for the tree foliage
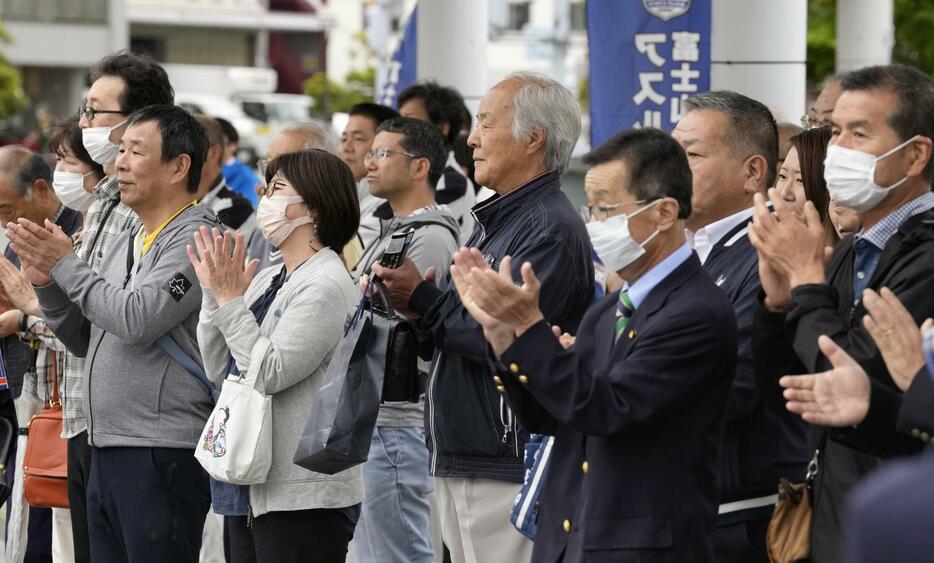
[303,67,375,117]
[0,23,28,119]
[892,0,934,75]
[807,0,934,87]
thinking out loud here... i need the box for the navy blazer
[845,451,934,563]
[497,253,737,562]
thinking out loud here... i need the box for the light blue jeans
[353,426,434,563]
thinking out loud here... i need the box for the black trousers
[86,446,210,563]
[714,515,771,563]
[67,432,92,563]
[226,508,355,563]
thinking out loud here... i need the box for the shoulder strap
[405,219,460,246]
[157,334,219,403]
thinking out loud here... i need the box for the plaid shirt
[852,191,934,296]
[22,176,139,438]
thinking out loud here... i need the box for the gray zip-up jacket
[36,205,221,449]
[351,202,460,427]
[198,248,362,516]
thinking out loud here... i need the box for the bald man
[247,124,362,271]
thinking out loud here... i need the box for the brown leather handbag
[22,354,69,508]
[767,441,824,563]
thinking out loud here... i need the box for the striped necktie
[615,289,634,340]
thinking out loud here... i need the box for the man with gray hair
[247,122,359,271]
[0,145,82,562]
[373,72,594,563]
[673,91,804,562]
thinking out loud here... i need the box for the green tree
[806,0,836,86]
[893,0,934,75]
[807,0,934,87]
[303,67,375,117]
[0,23,28,118]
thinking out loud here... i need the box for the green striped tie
[615,290,634,340]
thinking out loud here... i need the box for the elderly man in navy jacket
[450,128,737,562]
[373,72,594,563]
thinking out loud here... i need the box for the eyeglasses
[77,105,125,121]
[364,147,419,165]
[258,176,295,198]
[800,113,833,130]
[579,199,649,222]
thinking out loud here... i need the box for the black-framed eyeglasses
[77,105,125,121]
[579,199,649,222]
[364,147,420,166]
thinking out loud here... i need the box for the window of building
[508,1,531,31]
[1,0,108,24]
[570,1,587,32]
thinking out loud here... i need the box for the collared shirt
[624,242,694,310]
[688,207,755,265]
[23,175,138,438]
[852,191,934,296]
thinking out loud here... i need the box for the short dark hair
[48,116,105,181]
[583,128,693,219]
[790,126,836,242]
[684,90,779,187]
[215,117,239,145]
[194,114,226,166]
[397,81,468,146]
[126,104,207,193]
[90,51,174,115]
[265,150,360,251]
[348,103,400,131]
[840,64,934,182]
[376,117,449,188]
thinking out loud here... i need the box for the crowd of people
[0,48,929,563]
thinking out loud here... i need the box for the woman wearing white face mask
[189,149,363,563]
[54,117,106,214]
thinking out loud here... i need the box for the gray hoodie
[351,202,460,427]
[36,205,221,449]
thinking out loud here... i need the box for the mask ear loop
[628,198,666,248]
[871,135,921,190]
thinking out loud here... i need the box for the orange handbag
[22,354,69,508]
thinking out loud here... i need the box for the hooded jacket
[408,170,594,482]
[37,204,221,449]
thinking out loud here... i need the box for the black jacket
[752,207,934,562]
[497,254,737,563]
[703,218,808,521]
[409,170,594,482]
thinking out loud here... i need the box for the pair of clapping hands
[448,248,575,356]
[780,287,933,427]
[0,218,76,336]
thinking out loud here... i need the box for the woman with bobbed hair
[774,126,859,245]
[189,149,362,562]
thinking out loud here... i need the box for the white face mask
[823,135,919,213]
[82,120,126,166]
[52,170,96,213]
[586,200,661,273]
[257,194,313,247]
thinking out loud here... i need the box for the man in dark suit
[673,91,804,562]
[450,128,738,562]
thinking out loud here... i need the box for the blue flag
[378,7,418,108]
[587,0,711,146]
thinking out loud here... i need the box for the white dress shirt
[687,207,754,265]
